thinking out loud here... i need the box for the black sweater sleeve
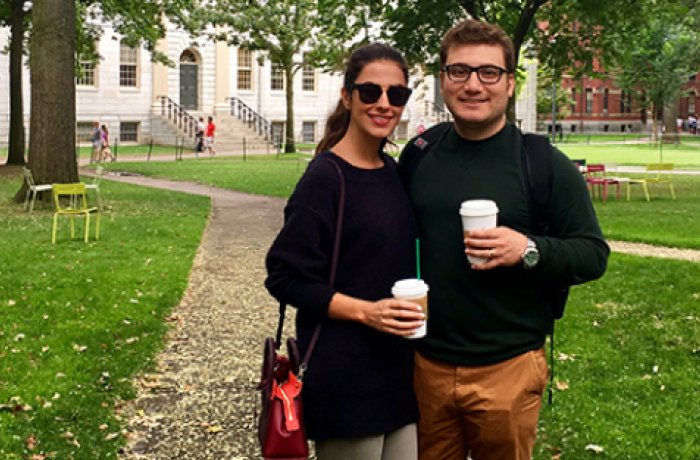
[530,146,610,285]
[265,158,341,318]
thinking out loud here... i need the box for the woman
[100,124,114,162]
[265,43,423,459]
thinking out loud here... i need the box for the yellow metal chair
[51,183,100,244]
[627,163,677,201]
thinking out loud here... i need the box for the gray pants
[315,423,417,460]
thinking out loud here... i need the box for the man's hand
[464,226,528,270]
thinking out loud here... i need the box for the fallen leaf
[7,299,16,306]
[25,434,37,450]
[206,425,223,433]
[104,432,120,441]
[555,380,569,391]
[585,444,604,454]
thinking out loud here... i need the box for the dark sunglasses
[349,82,413,107]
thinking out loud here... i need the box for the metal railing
[227,97,274,142]
[424,100,453,124]
[157,96,198,138]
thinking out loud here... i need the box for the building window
[603,89,609,114]
[585,88,593,113]
[689,94,696,114]
[271,63,284,91]
[238,48,253,91]
[76,122,95,142]
[620,90,632,114]
[272,121,285,145]
[301,121,316,143]
[570,88,577,113]
[302,55,316,92]
[77,60,97,87]
[120,121,139,142]
[120,43,139,87]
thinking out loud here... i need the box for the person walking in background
[100,124,115,162]
[265,43,422,459]
[399,19,609,460]
[90,121,102,163]
[195,116,205,152]
[688,113,697,135]
[204,116,216,156]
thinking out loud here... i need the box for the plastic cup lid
[459,199,499,217]
[392,278,429,297]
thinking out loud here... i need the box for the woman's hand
[328,293,425,336]
[362,298,425,336]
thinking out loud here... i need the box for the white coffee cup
[459,199,499,264]
[391,279,429,339]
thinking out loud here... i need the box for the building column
[152,37,169,105]
[214,39,230,116]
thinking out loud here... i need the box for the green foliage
[0,174,209,458]
[77,0,204,66]
[615,1,700,115]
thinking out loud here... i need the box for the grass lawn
[558,143,700,168]
[535,254,700,459]
[0,171,209,459]
[100,154,700,250]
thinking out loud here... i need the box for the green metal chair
[51,183,100,244]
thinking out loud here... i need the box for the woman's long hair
[315,43,409,155]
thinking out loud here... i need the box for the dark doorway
[179,50,198,110]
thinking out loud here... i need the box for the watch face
[523,249,539,268]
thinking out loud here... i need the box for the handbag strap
[275,156,346,378]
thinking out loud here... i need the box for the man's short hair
[440,19,515,72]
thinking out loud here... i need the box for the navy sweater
[265,151,419,441]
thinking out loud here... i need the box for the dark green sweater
[399,123,609,366]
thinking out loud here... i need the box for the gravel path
[105,175,288,459]
[97,173,699,459]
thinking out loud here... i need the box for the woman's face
[342,60,409,142]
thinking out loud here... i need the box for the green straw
[415,238,421,279]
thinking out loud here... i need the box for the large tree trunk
[15,0,77,202]
[661,102,679,144]
[6,0,27,165]
[284,65,296,153]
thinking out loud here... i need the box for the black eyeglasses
[349,82,413,107]
[442,64,509,84]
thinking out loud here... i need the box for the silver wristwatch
[522,238,540,269]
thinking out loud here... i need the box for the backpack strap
[520,132,560,405]
[398,122,451,184]
[521,133,553,236]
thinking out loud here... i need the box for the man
[90,121,102,163]
[204,116,216,156]
[398,19,609,460]
[195,116,205,152]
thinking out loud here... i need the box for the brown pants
[414,349,548,460]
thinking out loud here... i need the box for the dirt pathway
[106,174,287,459]
[99,173,698,459]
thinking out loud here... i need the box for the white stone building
[0,22,538,151]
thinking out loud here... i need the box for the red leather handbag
[258,337,309,460]
[258,157,346,459]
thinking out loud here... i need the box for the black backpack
[400,122,568,403]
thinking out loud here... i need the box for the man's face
[440,44,514,140]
